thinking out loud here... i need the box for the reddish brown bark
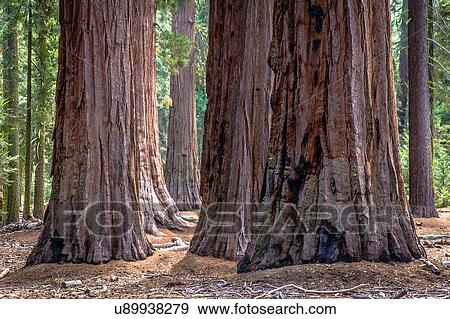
[190,0,273,260]
[165,0,202,212]
[408,0,438,218]
[26,0,162,265]
[238,0,425,273]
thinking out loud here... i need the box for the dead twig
[255,283,370,299]
[420,259,441,275]
[0,268,11,279]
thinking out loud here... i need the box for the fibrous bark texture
[408,0,438,218]
[190,0,273,260]
[2,2,21,224]
[165,0,202,212]
[133,2,193,235]
[27,0,161,265]
[238,0,425,273]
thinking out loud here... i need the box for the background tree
[190,0,273,260]
[1,1,21,224]
[398,0,409,136]
[238,0,425,273]
[27,0,157,265]
[24,0,33,220]
[32,0,54,220]
[165,0,201,211]
[408,0,438,217]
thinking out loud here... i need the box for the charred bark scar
[285,156,311,204]
[330,177,337,194]
[312,39,321,51]
[50,237,65,262]
[314,70,320,87]
[309,5,325,33]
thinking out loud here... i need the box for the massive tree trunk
[2,2,21,224]
[190,0,273,260]
[24,2,34,220]
[398,0,409,137]
[27,0,161,265]
[238,0,425,273]
[165,0,202,212]
[408,0,438,217]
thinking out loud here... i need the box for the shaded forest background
[0,0,448,223]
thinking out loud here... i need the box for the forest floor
[0,211,449,299]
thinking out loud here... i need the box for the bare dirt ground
[0,211,449,299]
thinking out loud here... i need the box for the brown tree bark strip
[27,0,157,265]
[190,0,273,260]
[408,0,438,217]
[2,2,21,224]
[165,0,202,212]
[238,0,425,273]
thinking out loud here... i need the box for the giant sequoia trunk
[190,0,273,260]
[26,0,166,265]
[2,3,21,224]
[238,0,425,273]
[134,2,192,235]
[165,0,202,212]
[408,0,438,218]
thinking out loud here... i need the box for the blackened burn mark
[50,237,65,263]
[312,39,321,51]
[286,156,312,204]
[330,177,337,194]
[309,5,325,33]
[314,70,320,87]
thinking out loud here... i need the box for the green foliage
[157,30,191,74]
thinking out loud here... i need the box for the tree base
[237,205,426,273]
[26,209,153,266]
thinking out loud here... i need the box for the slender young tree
[2,2,21,224]
[408,0,438,217]
[238,0,425,273]
[190,0,273,260]
[165,0,202,211]
[398,0,409,136]
[24,1,34,220]
[33,0,51,220]
[27,0,166,265]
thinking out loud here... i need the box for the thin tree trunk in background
[165,0,202,211]
[398,0,409,137]
[428,0,434,153]
[32,0,50,220]
[33,123,45,220]
[238,0,425,273]
[24,3,34,220]
[190,0,273,260]
[408,0,438,217]
[2,3,21,224]
[27,0,156,265]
